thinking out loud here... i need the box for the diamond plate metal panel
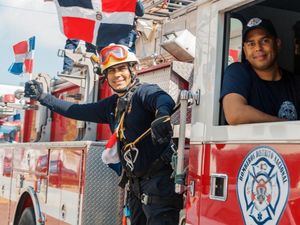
[138,67,171,92]
[81,143,122,225]
[138,67,181,102]
[138,65,192,125]
[171,61,194,83]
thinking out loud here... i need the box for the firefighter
[221,17,300,125]
[24,44,183,225]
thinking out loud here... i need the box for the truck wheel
[18,207,36,225]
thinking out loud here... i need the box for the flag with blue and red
[101,131,122,175]
[8,36,35,75]
[54,0,140,47]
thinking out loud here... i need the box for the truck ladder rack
[143,0,198,19]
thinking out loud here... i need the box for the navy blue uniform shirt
[220,62,300,121]
[40,83,175,175]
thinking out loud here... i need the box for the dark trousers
[128,172,182,225]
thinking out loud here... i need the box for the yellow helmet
[100,44,139,73]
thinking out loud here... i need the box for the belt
[140,193,183,208]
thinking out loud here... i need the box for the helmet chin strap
[112,86,130,94]
[106,64,137,94]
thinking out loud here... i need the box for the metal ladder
[143,0,198,19]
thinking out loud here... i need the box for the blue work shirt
[220,62,300,121]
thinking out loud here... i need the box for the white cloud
[0,0,65,49]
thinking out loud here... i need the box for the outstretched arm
[24,80,114,123]
[39,93,110,123]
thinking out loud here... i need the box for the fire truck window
[227,18,242,65]
[219,17,243,125]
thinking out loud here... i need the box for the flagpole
[28,36,35,81]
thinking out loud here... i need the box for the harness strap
[117,84,180,176]
[121,103,181,152]
[116,80,141,142]
[140,193,183,208]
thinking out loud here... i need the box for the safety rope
[117,112,126,140]
[121,103,181,153]
[117,91,181,171]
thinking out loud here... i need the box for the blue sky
[0,0,66,86]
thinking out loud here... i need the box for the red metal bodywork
[0,144,85,225]
[0,149,13,225]
[23,100,36,142]
[186,143,300,225]
[96,80,112,140]
[51,85,81,141]
[9,74,113,224]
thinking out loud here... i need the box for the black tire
[18,207,36,225]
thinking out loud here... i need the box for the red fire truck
[0,49,124,225]
[1,0,300,224]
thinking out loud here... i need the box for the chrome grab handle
[209,173,228,201]
[175,89,200,194]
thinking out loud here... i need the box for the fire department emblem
[237,146,289,225]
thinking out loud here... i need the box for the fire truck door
[48,148,83,225]
[59,148,83,225]
[48,149,63,225]
[0,148,13,225]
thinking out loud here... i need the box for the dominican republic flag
[54,0,136,47]
[8,36,35,75]
[101,131,122,175]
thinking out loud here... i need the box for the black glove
[24,80,43,100]
[151,115,173,145]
